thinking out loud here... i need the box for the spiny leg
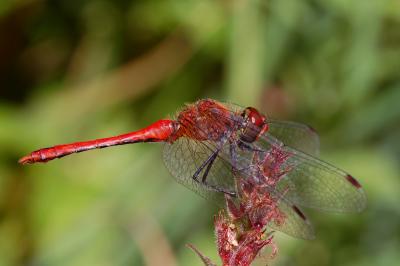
[192,149,219,183]
[192,149,236,197]
[201,151,218,183]
[229,140,254,176]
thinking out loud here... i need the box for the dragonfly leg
[229,140,259,176]
[206,184,236,197]
[201,150,219,183]
[192,149,219,183]
[191,149,236,197]
[237,139,266,154]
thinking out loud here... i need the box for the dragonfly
[19,99,366,240]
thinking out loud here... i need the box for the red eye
[240,107,268,143]
[243,107,266,127]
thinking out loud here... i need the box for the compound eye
[244,107,265,127]
[239,107,267,144]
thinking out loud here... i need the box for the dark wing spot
[292,205,307,221]
[346,174,362,189]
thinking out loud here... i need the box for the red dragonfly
[19,99,366,239]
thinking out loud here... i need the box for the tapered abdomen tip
[19,155,33,165]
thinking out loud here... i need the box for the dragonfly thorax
[174,99,235,142]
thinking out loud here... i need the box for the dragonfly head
[240,107,268,143]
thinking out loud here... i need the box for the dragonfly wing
[267,120,320,156]
[269,199,315,240]
[164,135,316,240]
[256,134,366,213]
[163,137,237,205]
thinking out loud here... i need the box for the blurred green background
[1,0,400,265]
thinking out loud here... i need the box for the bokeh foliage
[0,0,399,265]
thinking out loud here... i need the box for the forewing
[222,101,320,156]
[267,120,320,156]
[256,134,367,213]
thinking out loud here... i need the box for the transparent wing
[163,137,235,205]
[267,120,320,156]
[269,200,315,240]
[255,134,367,213]
[163,137,316,239]
[223,101,320,155]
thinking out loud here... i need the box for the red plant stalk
[189,145,290,266]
